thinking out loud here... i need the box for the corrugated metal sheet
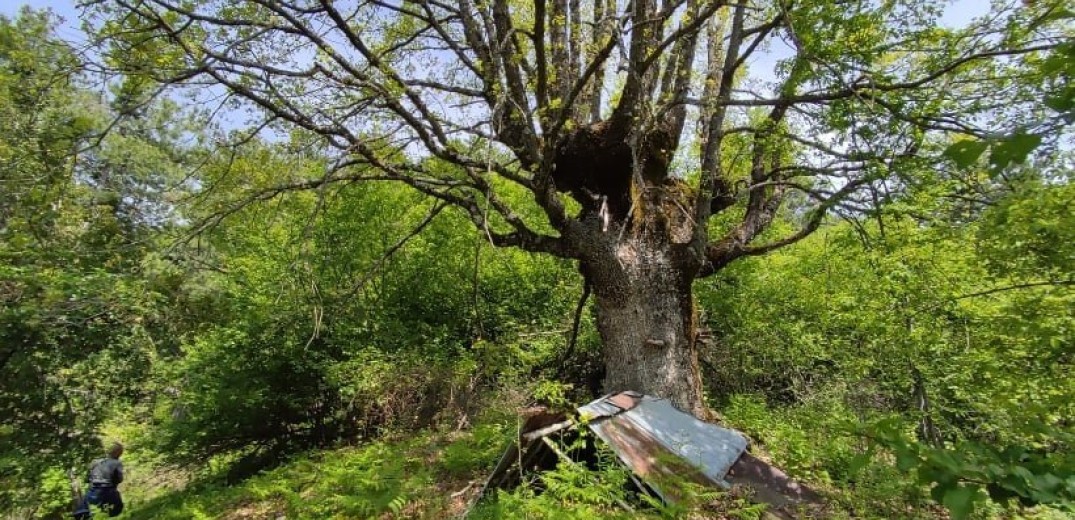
[582,393,748,500]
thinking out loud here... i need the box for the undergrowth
[119,420,510,520]
[113,407,772,520]
[723,394,1072,520]
[79,392,1072,519]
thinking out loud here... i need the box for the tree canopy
[88,0,1070,264]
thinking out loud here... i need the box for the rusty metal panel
[474,392,819,516]
[726,452,822,513]
[624,396,747,487]
[606,391,642,411]
[578,391,643,420]
[589,415,715,503]
[578,399,622,420]
[580,394,747,491]
[578,400,621,420]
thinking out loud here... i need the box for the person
[73,442,125,519]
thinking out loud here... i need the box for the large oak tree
[89,0,1069,416]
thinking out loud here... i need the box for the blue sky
[1,0,994,38]
[0,0,997,87]
[2,0,88,42]
[2,0,997,133]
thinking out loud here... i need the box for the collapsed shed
[474,392,821,519]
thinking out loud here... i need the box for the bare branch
[693,1,742,231]
[700,175,871,277]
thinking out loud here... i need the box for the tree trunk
[587,247,705,416]
[574,193,706,417]
[556,121,706,417]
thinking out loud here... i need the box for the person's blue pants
[73,486,123,518]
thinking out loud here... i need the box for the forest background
[1,0,1072,519]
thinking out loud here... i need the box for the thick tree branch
[700,175,871,277]
[693,1,743,234]
[683,44,1060,109]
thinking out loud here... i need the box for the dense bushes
[698,184,1074,517]
[0,10,192,511]
[130,168,584,470]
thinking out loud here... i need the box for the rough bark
[557,122,706,415]
[585,243,705,416]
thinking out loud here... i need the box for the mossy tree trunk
[583,235,705,416]
[556,122,707,415]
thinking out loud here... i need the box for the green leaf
[847,450,874,476]
[1031,8,1075,30]
[1044,93,1073,112]
[1044,87,1075,119]
[895,446,919,472]
[931,482,952,503]
[943,140,988,168]
[989,133,1042,170]
[942,484,979,520]
[1040,42,1075,75]
[1043,8,1075,22]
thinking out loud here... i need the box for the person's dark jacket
[87,457,123,487]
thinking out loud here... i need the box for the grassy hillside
[119,422,509,520]
[104,403,1070,520]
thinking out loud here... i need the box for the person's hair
[107,442,124,459]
